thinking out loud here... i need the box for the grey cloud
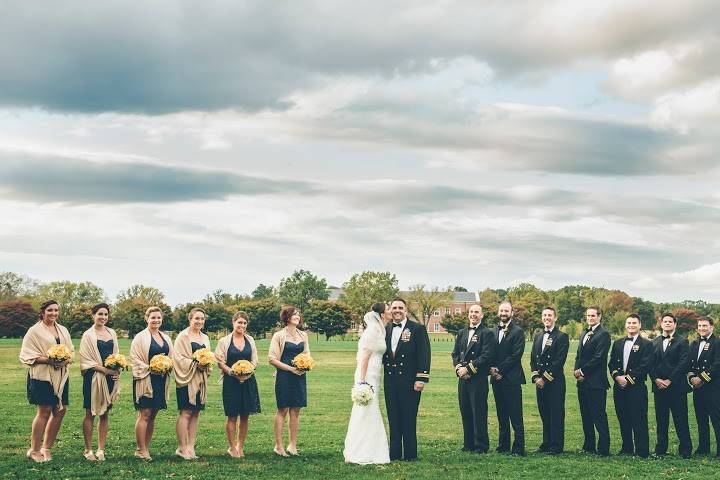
[1,1,718,113]
[0,152,317,204]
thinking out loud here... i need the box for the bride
[343,302,390,464]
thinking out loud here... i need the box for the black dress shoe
[547,449,563,455]
[597,450,610,457]
[475,449,488,454]
[580,448,596,454]
[694,449,710,456]
[495,446,510,453]
[511,450,526,457]
[680,452,691,459]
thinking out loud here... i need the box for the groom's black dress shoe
[495,446,510,453]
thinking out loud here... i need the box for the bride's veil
[357,311,386,361]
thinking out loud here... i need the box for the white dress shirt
[582,324,599,346]
[498,321,511,343]
[391,318,407,353]
[467,324,479,348]
[541,329,552,353]
[662,333,673,352]
[698,338,707,360]
[623,335,638,371]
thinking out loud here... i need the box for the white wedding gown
[343,324,390,464]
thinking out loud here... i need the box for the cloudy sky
[1,1,719,304]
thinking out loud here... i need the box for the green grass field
[0,337,717,479]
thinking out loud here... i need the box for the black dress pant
[537,378,565,453]
[385,380,421,460]
[613,385,649,457]
[693,386,720,455]
[577,386,610,455]
[492,383,524,453]
[654,388,692,456]
[458,377,489,452]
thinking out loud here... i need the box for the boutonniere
[586,331,594,339]
[704,342,711,351]
[470,335,478,343]
[632,344,640,352]
[401,330,411,342]
[546,338,554,346]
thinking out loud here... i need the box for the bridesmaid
[215,311,261,458]
[19,300,74,462]
[173,307,211,460]
[268,306,310,457]
[130,306,174,460]
[80,303,121,461]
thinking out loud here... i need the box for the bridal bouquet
[149,354,173,375]
[292,353,316,371]
[47,344,72,363]
[192,348,215,368]
[104,353,128,370]
[230,360,255,382]
[351,383,374,406]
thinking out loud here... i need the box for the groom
[383,297,431,461]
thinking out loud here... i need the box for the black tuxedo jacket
[530,327,569,384]
[384,319,431,385]
[608,335,652,388]
[649,333,691,393]
[451,324,496,379]
[490,321,526,386]
[574,324,611,390]
[688,334,720,389]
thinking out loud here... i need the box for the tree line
[1,271,718,340]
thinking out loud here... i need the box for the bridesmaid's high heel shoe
[83,450,97,461]
[274,447,289,457]
[95,449,106,461]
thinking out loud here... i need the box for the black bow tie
[662,335,672,339]
[499,323,508,330]
[625,337,634,341]
[468,326,476,331]
[545,329,552,333]
[586,327,594,332]
[392,323,403,328]
[700,336,709,341]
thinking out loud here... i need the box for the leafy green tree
[452,286,468,292]
[35,281,106,325]
[672,308,704,337]
[277,269,329,312]
[341,271,399,318]
[633,297,657,330]
[479,288,501,325]
[304,300,353,340]
[0,300,37,337]
[122,301,172,337]
[407,284,454,326]
[440,313,467,337]
[116,284,166,305]
[551,285,587,325]
[0,272,38,302]
[251,284,276,300]
[508,283,548,328]
[66,304,94,337]
[234,299,282,338]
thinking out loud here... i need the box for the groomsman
[688,316,720,457]
[650,312,692,458]
[530,307,569,454]
[574,306,611,456]
[383,297,431,461]
[490,301,526,456]
[608,314,652,458]
[451,304,496,453]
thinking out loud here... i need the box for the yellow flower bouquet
[230,360,255,382]
[104,353,128,370]
[149,354,173,375]
[47,344,72,363]
[192,348,215,369]
[292,353,316,372]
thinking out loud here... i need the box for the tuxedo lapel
[462,327,480,361]
[385,324,392,356]
[533,331,543,356]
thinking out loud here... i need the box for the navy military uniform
[490,320,526,455]
[451,323,496,453]
[384,318,431,461]
[688,334,720,456]
[530,326,569,454]
[649,332,692,457]
[575,324,611,455]
[608,334,652,457]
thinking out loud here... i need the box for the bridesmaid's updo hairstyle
[371,302,386,316]
[280,306,300,325]
[39,299,59,320]
[92,302,110,315]
[232,311,249,322]
[187,307,206,320]
[144,306,163,319]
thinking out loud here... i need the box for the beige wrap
[79,327,120,416]
[268,328,310,364]
[215,333,258,384]
[130,328,174,404]
[19,322,74,410]
[173,328,211,406]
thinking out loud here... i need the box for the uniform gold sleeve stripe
[543,372,554,381]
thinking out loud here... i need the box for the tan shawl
[268,327,310,363]
[215,333,258,384]
[130,328,173,404]
[173,328,211,406]
[19,321,74,409]
[79,326,120,416]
